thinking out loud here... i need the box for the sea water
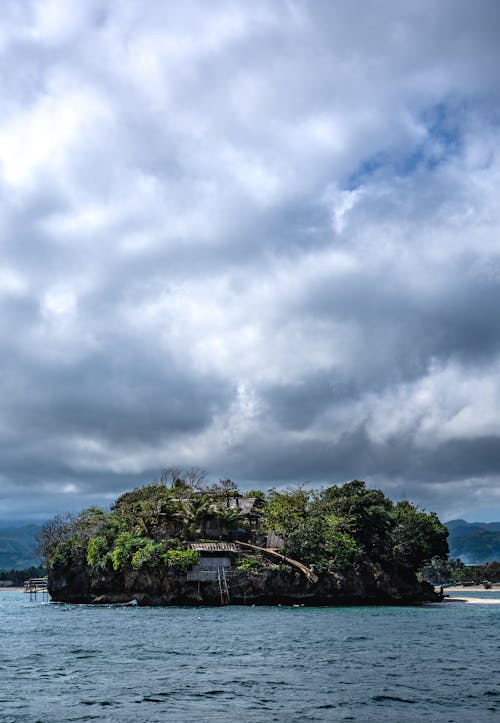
[0,592,499,722]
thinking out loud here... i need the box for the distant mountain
[2,518,499,569]
[446,519,500,563]
[0,525,42,570]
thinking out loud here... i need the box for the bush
[131,539,164,571]
[87,536,108,569]
[108,532,152,571]
[325,520,358,569]
[236,557,261,572]
[162,548,200,571]
[391,501,449,568]
[283,515,358,572]
[264,486,309,536]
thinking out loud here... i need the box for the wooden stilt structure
[24,578,49,602]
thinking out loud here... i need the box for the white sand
[437,585,500,593]
[444,596,500,604]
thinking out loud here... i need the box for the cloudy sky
[1,0,500,523]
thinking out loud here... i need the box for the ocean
[1,591,499,722]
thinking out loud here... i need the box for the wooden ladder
[217,566,231,605]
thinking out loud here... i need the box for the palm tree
[176,496,213,538]
[214,506,244,533]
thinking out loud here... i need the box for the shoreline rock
[48,559,441,606]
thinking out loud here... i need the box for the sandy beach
[441,585,500,593]
[0,587,25,593]
[434,584,500,604]
[444,596,500,604]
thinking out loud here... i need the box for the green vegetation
[391,501,449,569]
[38,469,449,579]
[162,548,200,571]
[38,468,250,576]
[236,556,262,572]
[422,557,500,584]
[264,486,309,536]
[0,565,46,585]
[465,560,500,583]
[268,479,448,573]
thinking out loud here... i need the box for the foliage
[36,514,77,564]
[112,483,178,532]
[473,560,500,583]
[108,532,152,571]
[175,496,212,538]
[265,480,447,573]
[283,516,331,569]
[283,515,357,571]
[42,474,450,579]
[87,536,108,569]
[264,486,309,536]
[316,480,394,556]
[324,516,358,569]
[38,508,108,568]
[131,539,165,571]
[391,501,449,568]
[162,548,200,571]
[0,565,46,584]
[86,521,200,574]
[49,537,84,568]
[236,556,261,571]
[422,557,500,584]
[213,506,243,530]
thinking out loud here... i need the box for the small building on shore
[186,542,239,581]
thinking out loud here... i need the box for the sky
[1,0,500,524]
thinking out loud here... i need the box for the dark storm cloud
[0,0,500,521]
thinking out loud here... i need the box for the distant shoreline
[444,598,500,604]
[437,585,500,593]
[0,587,25,593]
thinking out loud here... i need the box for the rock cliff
[48,557,439,606]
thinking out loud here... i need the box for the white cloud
[0,0,499,522]
[0,268,27,296]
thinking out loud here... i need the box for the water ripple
[1,592,499,721]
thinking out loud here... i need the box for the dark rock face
[48,559,440,606]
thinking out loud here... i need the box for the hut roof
[189,542,239,553]
[227,497,257,514]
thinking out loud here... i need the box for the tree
[112,483,178,535]
[175,496,212,538]
[283,516,329,567]
[202,478,239,506]
[264,486,310,536]
[160,466,207,489]
[36,514,75,563]
[391,501,449,569]
[37,509,106,566]
[317,480,394,557]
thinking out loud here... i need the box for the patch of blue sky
[346,101,464,190]
[422,100,464,148]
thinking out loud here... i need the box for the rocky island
[40,470,448,606]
